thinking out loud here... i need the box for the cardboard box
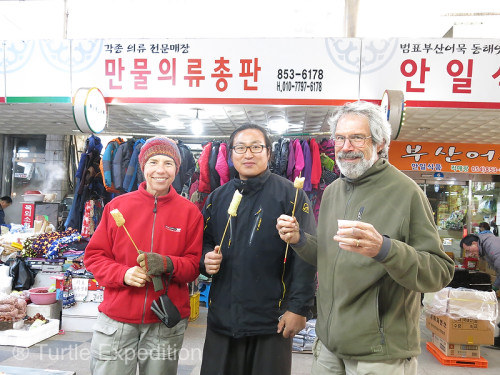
[432,333,480,358]
[426,314,494,345]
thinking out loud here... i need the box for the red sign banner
[389,141,500,174]
[21,203,35,228]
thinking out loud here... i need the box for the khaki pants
[90,312,187,375]
[311,338,417,375]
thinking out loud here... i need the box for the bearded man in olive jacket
[277,101,454,375]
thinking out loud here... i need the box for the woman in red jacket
[84,137,203,375]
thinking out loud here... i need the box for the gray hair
[328,101,392,159]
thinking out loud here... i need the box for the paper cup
[337,219,358,228]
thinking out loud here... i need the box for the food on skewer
[293,176,305,189]
[227,190,243,216]
[110,209,125,227]
[218,190,243,254]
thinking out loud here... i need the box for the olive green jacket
[293,159,454,361]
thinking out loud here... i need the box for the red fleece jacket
[84,182,203,323]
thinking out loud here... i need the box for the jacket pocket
[91,314,119,360]
[312,337,321,359]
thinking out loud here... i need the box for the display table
[0,365,74,375]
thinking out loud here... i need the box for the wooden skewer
[280,173,303,307]
[217,217,231,254]
[123,225,140,254]
[283,174,303,262]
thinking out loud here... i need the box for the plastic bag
[8,258,35,290]
[478,197,497,215]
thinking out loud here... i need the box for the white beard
[337,145,378,179]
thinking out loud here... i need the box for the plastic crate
[426,342,488,368]
[189,292,200,322]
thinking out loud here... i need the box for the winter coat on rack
[65,135,105,231]
[100,137,124,193]
[123,139,145,192]
[198,142,212,194]
[215,143,230,186]
[209,142,221,192]
[302,140,312,191]
[172,140,196,194]
[112,138,136,192]
[292,139,304,180]
[309,139,322,189]
[286,140,295,180]
[274,139,289,178]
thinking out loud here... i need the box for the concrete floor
[0,306,499,374]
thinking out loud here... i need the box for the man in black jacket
[200,124,317,375]
[0,196,12,228]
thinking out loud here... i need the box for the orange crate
[189,292,200,322]
[426,342,488,368]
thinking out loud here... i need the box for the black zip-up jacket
[201,169,317,338]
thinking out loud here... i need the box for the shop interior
[403,173,499,271]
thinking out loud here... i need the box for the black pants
[200,326,292,375]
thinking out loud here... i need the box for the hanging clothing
[277,139,290,178]
[286,141,295,181]
[123,139,146,192]
[319,138,340,176]
[100,137,124,193]
[81,200,94,238]
[112,138,136,193]
[173,140,196,194]
[65,135,106,231]
[292,139,304,180]
[215,143,230,186]
[270,141,280,175]
[198,142,212,194]
[301,140,312,192]
[309,139,322,189]
[209,142,221,192]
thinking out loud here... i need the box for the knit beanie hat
[138,136,181,174]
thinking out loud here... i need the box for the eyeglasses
[231,144,267,154]
[334,135,372,148]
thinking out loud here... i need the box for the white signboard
[1,37,499,108]
[71,38,361,105]
[360,38,500,105]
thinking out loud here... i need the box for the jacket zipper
[248,208,262,247]
[376,286,385,345]
[141,197,158,323]
[327,182,354,340]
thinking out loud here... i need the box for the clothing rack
[279,132,331,138]
[100,132,332,143]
